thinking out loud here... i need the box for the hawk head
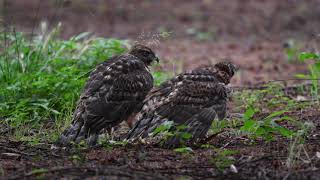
[214,62,237,84]
[129,44,159,66]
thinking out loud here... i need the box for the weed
[234,83,297,141]
[70,154,86,165]
[174,147,193,154]
[209,119,228,135]
[100,139,128,150]
[152,121,174,136]
[283,39,302,62]
[200,144,216,149]
[240,106,294,141]
[152,71,174,86]
[0,27,126,143]
[286,122,315,169]
[151,121,194,148]
[211,149,238,171]
[296,51,320,100]
[29,168,48,175]
[0,25,175,144]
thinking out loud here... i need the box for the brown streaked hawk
[125,62,236,148]
[58,44,159,146]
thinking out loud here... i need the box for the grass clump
[0,26,173,143]
[0,26,127,142]
[296,51,320,100]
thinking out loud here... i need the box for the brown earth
[1,1,320,179]
[3,0,320,86]
[4,0,320,40]
[1,106,320,179]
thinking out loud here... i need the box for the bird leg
[104,127,116,141]
[126,113,137,128]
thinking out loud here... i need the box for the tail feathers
[125,114,172,147]
[86,133,98,146]
[163,108,216,148]
[124,119,148,141]
[125,114,160,141]
[57,120,84,146]
[163,121,209,148]
[57,120,98,146]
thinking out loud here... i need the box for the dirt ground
[1,106,320,179]
[4,0,320,85]
[1,0,320,179]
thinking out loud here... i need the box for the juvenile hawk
[125,62,236,148]
[58,44,159,146]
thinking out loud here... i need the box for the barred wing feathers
[126,69,229,147]
[59,54,153,146]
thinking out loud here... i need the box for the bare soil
[1,107,320,179]
[4,0,320,85]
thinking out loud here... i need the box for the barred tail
[163,107,216,148]
[57,120,99,146]
[125,114,166,141]
[57,120,85,146]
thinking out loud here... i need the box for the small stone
[230,164,238,173]
[296,95,307,101]
[1,153,21,159]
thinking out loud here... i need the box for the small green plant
[152,121,193,147]
[70,154,86,165]
[100,139,128,150]
[286,122,315,169]
[173,124,193,142]
[174,147,193,154]
[234,81,312,142]
[284,39,302,62]
[152,71,174,86]
[152,121,174,136]
[200,143,216,149]
[296,52,320,99]
[209,119,229,135]
[240,106,294,141]
[211,149,238,171]
[29,168,49,175]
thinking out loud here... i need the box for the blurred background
[2,0,320,84]
[2,2,320,178]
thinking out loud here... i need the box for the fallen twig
[199,130,226,144]
[0,145,36,156]
[6,166,166,180]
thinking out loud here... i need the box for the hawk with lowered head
[125,62,236,148]
[58,44,159,146]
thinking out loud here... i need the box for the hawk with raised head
[125,62,236,148]
[58,44,159,146]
